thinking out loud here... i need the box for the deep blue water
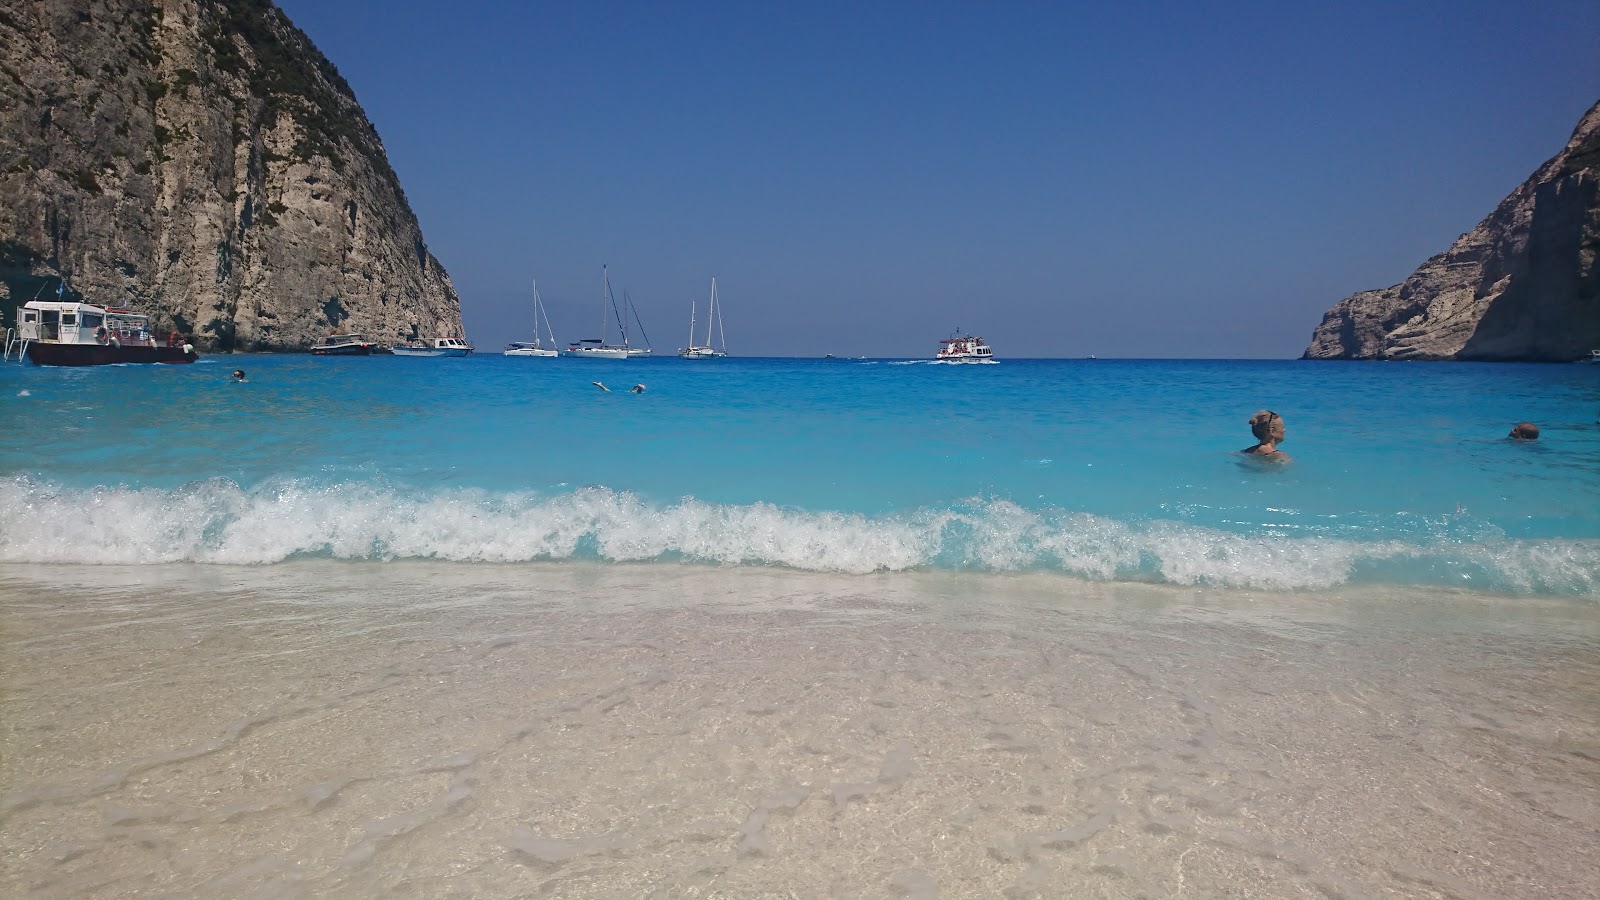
[2,354,1596,594]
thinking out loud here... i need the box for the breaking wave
[1,476,1595,596]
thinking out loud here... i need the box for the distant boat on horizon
[504,277,559,357]
[678,276,727,359]
[392,336,473,357]
[564,266,651,359]
[311,333,375,356]
[934,329,995,363]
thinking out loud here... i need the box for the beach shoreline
[3,561,1597,897]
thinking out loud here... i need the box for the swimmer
[629,384,646,394]
[592,381,610,392]
[1242,410,1290,462]
[231,369,247,383]
[1508,422,1539,441]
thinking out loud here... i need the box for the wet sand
[2,562,1598,898]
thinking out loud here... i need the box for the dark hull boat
[26,342,196,366]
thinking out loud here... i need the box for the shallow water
[1,356,1597,594]
[1,563,1597,898]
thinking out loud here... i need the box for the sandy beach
[2,562,1597,898]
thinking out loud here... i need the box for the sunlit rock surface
[1305,99,1600,361]
[0,0,461,351]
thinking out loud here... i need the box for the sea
[2,355,1598,898]
[1,354,1596,594]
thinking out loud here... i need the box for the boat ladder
[2,328,26,362]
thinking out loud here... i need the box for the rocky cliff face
[1304,100,1600,361]
[0,0,461,351]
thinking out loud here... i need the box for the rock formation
[0,0,461,351]
[1304,100,1599,361]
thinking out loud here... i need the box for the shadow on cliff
[1459,175,1599,361]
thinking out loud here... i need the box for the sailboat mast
[600,265,609,344]
[713,277,726,352]
[534,277,547,347]
[705,277,715,348]
[688,300,696,348]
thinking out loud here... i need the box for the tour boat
[5,298,196,366]
[564,265,651,358]
[504,278,559,357]
[392,336,473,357]
[934,330,995,363]
[678,276,728,359]
[310,334,375,355]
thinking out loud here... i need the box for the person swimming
[1242,410,1290,461]
[231,369,247,383]
[630,384,646,394]
[592,381,610,392]
[1508,422,1539,441]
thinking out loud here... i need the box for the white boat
[678,276,728,359]
[934,329,995,363]
[1588,349,1599,363]
[392,336,473,357]
[311,334,375,356]
[564,266,651,358]
[5,294,196,366]
[504,278,560,357]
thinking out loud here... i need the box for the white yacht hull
[564,347,630,359]
[393,347,470,357]
[504,347,559,357]
[678,347,726,359]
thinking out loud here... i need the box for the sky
[274,0,1599,358]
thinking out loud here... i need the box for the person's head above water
[1248,410,1286,445]
[231,369,245,380]
[1242,410,1290,461]
[1509,422,1539,441]
[630,384,646,393]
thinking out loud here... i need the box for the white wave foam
[0,477,1594,595]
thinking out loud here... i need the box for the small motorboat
[310,334,375,356]
[392,336,473,357]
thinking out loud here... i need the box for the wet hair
[1510,422,1539,440]
[1248,410,1284,443]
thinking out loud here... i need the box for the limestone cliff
[1304,100,1600,361]
[0,0,461,351]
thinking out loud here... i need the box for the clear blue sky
[275,0,1598,358]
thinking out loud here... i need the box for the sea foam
[0,476,1594,595]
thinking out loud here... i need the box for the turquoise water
[2,355,1596,594]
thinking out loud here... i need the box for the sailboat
[503,278,559,357]
[563,266,652,359]
[678,276,728,359]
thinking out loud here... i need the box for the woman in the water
[1242,410,1290,462]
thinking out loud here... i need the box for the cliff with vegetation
[1304,100,1599,361]
[0,0,461,351]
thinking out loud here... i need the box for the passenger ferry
[5,298,196,366]
[934,330,995,363]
